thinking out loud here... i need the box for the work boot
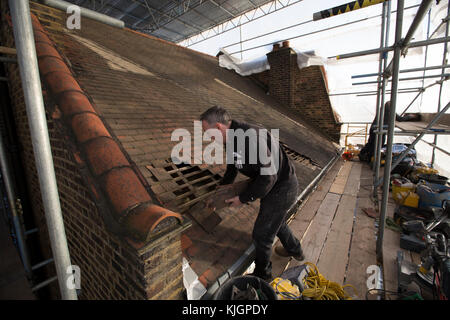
[274,245,305,261]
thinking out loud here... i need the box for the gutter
[201,149,343,299]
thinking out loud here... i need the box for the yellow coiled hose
[301,262,358,300]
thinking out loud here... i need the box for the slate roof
[28,3,339,292]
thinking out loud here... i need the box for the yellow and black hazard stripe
[313,0,386,21]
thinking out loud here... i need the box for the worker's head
[200,105,231,142]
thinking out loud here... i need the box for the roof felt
[30,4,338,291]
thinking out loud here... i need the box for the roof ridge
[125,27,217,61]
[29,13,183,246]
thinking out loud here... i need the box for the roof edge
[28,13,184,244]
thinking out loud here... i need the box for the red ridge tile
[83,137,129,176]
[102,167,151,217]
[71,112,111,143]
[125,203,183,241]
[30,13,183,242]
[44,71,82,95]
[57,91,96,116]
[37,55,71,76]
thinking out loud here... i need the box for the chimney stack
[266,40,295,107]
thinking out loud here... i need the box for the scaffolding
[331,0,450,269]
[1,0,78,300]
[186,0,450,271]
[1,0,449,301]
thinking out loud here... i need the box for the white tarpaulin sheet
[218,47,324,76]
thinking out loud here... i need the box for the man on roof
[200,105,305,281]
[359,101,417,163]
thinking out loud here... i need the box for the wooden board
[344,162,378,299]
[0,46,16,55]
[286,158,345,237]
[271,158,344,276]
[344,208,378,299]
[294,192,341,266]
[396,121,449,132]
[317,194,357,284]
[343,162,362,196]
[329,161,353,195]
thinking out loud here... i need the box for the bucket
[392,178,415,204]
[402,192,419,208]
[416,182,450,208]
[213,275,278,300]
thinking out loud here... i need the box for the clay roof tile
[30,13,182,243]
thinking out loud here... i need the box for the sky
[180,0,450,176]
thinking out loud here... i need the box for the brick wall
[292,65,341,143]
[0,0,186,300]
[249,43,341,143]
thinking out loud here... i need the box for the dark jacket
[220,120,296,203]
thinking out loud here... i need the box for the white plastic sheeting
[218,48,270,76]
[218,47,324,76]
[182,257,207,300]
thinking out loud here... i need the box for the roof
[65,0,275,43]
[29,2,338,292]
[28,13,184,243]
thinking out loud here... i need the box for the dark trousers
[252,176,303,278]
[360,125,386,162]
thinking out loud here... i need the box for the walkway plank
[344,163,377,299]
[271,159,344,277]
[329,161,353,195]
[286,158,344,240]
[343,162,362,196]
[295,192,341,266]
[317,194,357,284]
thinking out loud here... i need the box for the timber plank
[294,192,341,266]
[317,194,357,284]
[344,163,378,299]
[272,159,344,277]
[0,46,16,55]
[343,162,362,196]
[329,161,353,194]
[344,209,378,299]
[288,158,344,236]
